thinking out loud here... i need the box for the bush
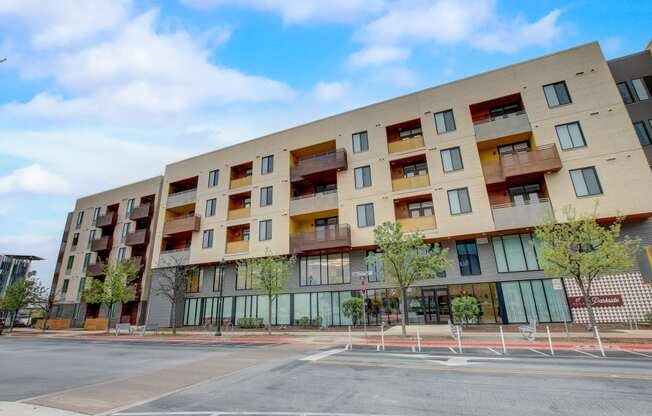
[313,315,322,328]
[451,295,480,325]
[298,316,310,328]
[341,297,364,326]
[236,317,264,328]
[646,312,652,326]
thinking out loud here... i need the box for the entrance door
[422,288,450,324]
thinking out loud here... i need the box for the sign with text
[568,294,623,308]
[551,279,563,290]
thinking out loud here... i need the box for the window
[617,82,634,104]
[243,197,251,208]
[87,229,96,248]
[492,233,541,273]
[212,265,224,292]
[555,122,586,150]
[408,200,433,217]
[121,222,130,242]
[434,110,456,134]
[261,155,274,175]
[202,229,214,249]
[315,216,338,230]
[73,303,82,319]
[66,255,74,271]
[570,167,603,197]
[498,140,530,157]
[543,81,571,107]
[61,279,69,293]
[208,169,219,187]
[125,198,135,216]
[82,253,91,272]
[242,228,250,241]
[441,147,463,172]
[634,121,652,146]
[356,203,375,228]
[205,198,216,217]
[354,166,372,188]
[632,78,650,101]
[366,251,384,282]
[236,264,254,290]
[299,252,351,286]
[186,271,201,293]
[259,220,272,241]
[457,241,481,275]
[76,211,84,228]
[117,247,126,262]
[489,103,521,118]
[448,188,472,215]
[260,186,273,207]
[508,184,541,205]
[352,131,369,153]
[398,127,422,139]
[403,162,428,177]
[92,207,101,224]
[71,233,79,249]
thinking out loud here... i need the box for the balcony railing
[91,235,112,252]
[125,229,148,246]
[87,261,106,277]
[482,144,562,185]
[290,149,348,182]
[290,224,351,254]
[129,203,153,221]
[163,215,201,235]
[387,135,424,154]
[391,174,430,192]
[225,240,249,254]
[95,212,116,228]
[166,189,197,209]
[228,207,251,220]
[491,198,553,230]
[474,111,532,143]
[397,216,437,232]
[230,176,252,189]
[289,190,338,216]
[158,249,190,267]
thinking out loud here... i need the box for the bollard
[457,328,463,354]
[348,325,352,350]
[417,327,422,353]
[381,322,385,351]
[499,326,507,354]
[594,326,605,357]
[563,318,569,338]
[546,326,554,356]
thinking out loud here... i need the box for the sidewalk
[0,402,85,416]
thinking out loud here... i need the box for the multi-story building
[50,177,163,326]
[1,254,43,322]
[51,41,652,329]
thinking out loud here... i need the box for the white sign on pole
[352,271,373,278]
[552,279,563,290]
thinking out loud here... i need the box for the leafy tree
[341,297,364,326]
[534,208,639,330]
[239,250,296,335]
[153,255,198,335]
[83,260,138,332]
[367,221,449,336]
[451,295,480,326]
[0,276,48,333]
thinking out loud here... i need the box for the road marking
[623,350,652,358]
[573,349,600,358]
[115,412,409,415]
[448,347,457,354]
[487,347,502,356]
[528,348,549,357]
[301,348,346,362]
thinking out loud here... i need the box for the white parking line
[528,348,549,357]
[448,347,457,354]
[573,349,600,358]
[623,349,652,358]
[301,348,347,362]
[487,347,502,355]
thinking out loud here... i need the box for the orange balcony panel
[397,216,436,232]
[226,240,249,254]
[483,144,562,186]
[228,207,251,220]
[230,176,252,189]
[391,174,430,192]
[388,135,424,154]
[163,215,201,235]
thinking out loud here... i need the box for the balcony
[163,215,201,235]
[228,207,251,221]
[388,135,424,154]
[392,174,430,192]
[230,175,252,189]
[491,199,554,230]
[129,203,153,221]
[125,229,148,246]
[474,111,532,143]
[290,224,351,254]
[289,190,338,216]
[291,149,348,182]
[87,261,106,277]
[167,189,197,209]
[226,240,249,254]
[158,249,190,267]
[91,236,112,252]
[398,216,437,232]
[482,144,562,186]
[643,145,652,167]
[95,212,116,228]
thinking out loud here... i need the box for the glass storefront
[498,279,571,324]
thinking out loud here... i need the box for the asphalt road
[1,338,651,416]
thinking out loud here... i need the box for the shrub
[236,317,264,328]
[646,312,652,326]
[313,315,322,328]
[341,297,364,326]
[451,295,480,326]
[298,316,310,328]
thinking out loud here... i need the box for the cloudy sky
[0,0,650,285]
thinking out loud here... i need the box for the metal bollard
[499,326,507,354]
[594,326,605,357]
[381,321,385,351]
[546,326,554,356]
[348,325,352,350]
[417,327,421,353]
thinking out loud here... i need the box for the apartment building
[51,177,163,326]
[51,41,652,329]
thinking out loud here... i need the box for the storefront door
[422,288,450,324]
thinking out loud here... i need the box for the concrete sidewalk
[0,402,85,416]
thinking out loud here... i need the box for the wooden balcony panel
[86,261,106,277]
[387,135,425,154]
[391,174,430,192]
[125,229,148,246]
[290,224,351,254]
[226,240,249,254]
[91,236,112,252]
[229,176,252,189]
[95,212,116,228]
[163,215,201,235]
[228,207,251,221]
[482,161,505,185]
[129,203,153,221]
[501,144,562,179]
[290,149,348,182]
[397,216,437,233]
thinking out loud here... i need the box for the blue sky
[0,0,650,285]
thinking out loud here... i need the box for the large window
[356,203,375,228]
[492,233,541,273]
[441,147,463,172]
[617,82,634,104]
[366,251,384,282]
[403,162,428,177]
[71,233,79,249]
[408,200,433,217]
[570,167,602,197]
[632,78,650,101]
[260,186,273,207]
[121,222,130,242]
[126,198,135,216]
[398,127,422,139]
[212,265,224,292]
[61,279,69,294]
[500,279,570,324]
[434,109,456,134]
[634,121,651,146]
[261,155,274,175]
[208,169,219,187]
[92,207,101,224]
[82,253,91,272]
[259,219,272,241]
[205,198,216,217]
[66,255,74,271]
[456,241,481,275]
[354,166,372,188]
[555,121,586,150]
[202,229,213,249]
[117,247,126,262]
[236,264,254,290]
[448,188,471,215]
[76,211,84,228]
[352,131,369,153]
[299,252,351,286]
[186,271,201,293]
[543,81,571,107]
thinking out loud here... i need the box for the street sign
[552,279,563,290]
[360,275,368,296]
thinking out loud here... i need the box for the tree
[451,295,480,326]
[0,276,48,333]
[341,297,364,327]
[83,260,138,333]
[240,250,296,335]
[534,208,639,330]
[153,255,198,335]
[367,221,449,336]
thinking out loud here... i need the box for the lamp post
[214,262,225,336]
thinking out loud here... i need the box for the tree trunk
[267,294,272,335]
[400,287,408,337]
[106,303,112,334]
[582,289,597,331]
[171,302,177,335]
[9,311,16,333]
[41,312,48,333]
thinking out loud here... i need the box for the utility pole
[215,262,225,336]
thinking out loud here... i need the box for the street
[1,337,651,415]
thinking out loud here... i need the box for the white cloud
[348,46,410,68]
[313,81,349,102]
[0,164,71,195]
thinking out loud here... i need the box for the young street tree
[341,297,364,327]
[534,209,640,330]
[83,260,139,333]
[368,221,449,336]
[240,250,295,335]
[153,255,198,335]
[0,276,48,333]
